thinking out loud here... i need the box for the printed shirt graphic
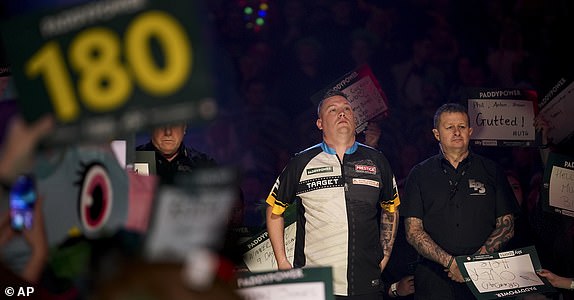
[266,142,399,296]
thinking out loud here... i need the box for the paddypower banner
[0,0,216,145]
[467,88,538,147]
[236,267,334,300]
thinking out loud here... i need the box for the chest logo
[469,179,486,195]
[306,166,333,175]
[353,178,380,188]
[355,165,377,174]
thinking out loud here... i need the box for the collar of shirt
[320,141,358,155]
[438,149,473,171]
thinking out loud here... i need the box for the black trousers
[414,260,475,300]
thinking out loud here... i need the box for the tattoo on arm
[380,210,398,259]
[405,217,452,267]
[482,214,514,253]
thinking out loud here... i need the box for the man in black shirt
[136,123,216,184]
[401,103,519,299]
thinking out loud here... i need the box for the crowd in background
[1,0,573,298]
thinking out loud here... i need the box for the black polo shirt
[402,152,519,256]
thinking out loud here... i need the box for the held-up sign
[542,152,574,218]
[537,78,574,144]
[311,64,389,133]
[455,246,555,300]
[236,267,334,300]
[0,0,216,145]
[144,167,239,262]
[241,204,297,272]
[467,88,538,147]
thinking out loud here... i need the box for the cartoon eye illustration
[76,163,113,235]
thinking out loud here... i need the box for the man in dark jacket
[136,123,216,184]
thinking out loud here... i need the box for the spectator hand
[534,115,552,145]
[396,275,415,296]
[537,269,573,289]
[363,121,382,148]
[0,115,54,183]
[21,196,48,258]
[0,197,48,283]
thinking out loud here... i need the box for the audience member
[136,123,216,184]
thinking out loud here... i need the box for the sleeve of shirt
[265,160,298,216]
[380,156,400,213]
[402,165,424,218]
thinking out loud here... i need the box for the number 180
[25,10,192,122]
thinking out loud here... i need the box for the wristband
[390,282,399,297]
[446,256,455,269]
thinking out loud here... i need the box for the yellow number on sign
[126,11,191,95]
[69,28,132,111]
[24,11,191,122]
[25,41,80,122]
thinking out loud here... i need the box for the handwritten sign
[538,78,574,144]
[236,267,334,300]
[144,167,238,262]
[467,89,538,147]
[455,246,555,300]
[542,152,574,218]
[242,222,296,272]
[0,0,216,145]
[311,64,389,133]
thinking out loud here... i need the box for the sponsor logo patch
[299,176,343,193]
[355,165,377,174]
[306,166,334,175]
[469,179,486,195]
[353,178,379,188]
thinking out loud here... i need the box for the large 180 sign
[28,11,191,121]
[1,1,215,144]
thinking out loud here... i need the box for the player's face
[317,96,356,138]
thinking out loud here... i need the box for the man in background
[136,123,216,184]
